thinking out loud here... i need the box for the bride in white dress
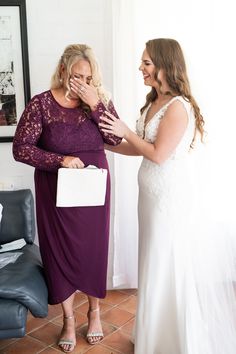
[100,38,236,354]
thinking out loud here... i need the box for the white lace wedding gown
[134,96,236,354]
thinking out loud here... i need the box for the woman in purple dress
[13,44,121,352]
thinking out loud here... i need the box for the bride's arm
[104,141,141,156]
[100,100,188,164]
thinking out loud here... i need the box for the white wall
[26,0,113,96]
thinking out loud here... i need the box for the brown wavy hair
[141,38,205,147]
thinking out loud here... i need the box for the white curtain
[109,0,141,289]
[109,0,236,289]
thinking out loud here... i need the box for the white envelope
[56,166,107,207]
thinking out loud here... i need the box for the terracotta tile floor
[0,289,137,354]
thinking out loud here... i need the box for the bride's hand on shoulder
[99,111,130,138]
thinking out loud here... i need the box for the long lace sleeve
[90,100,122,145]
[13,95,64,172]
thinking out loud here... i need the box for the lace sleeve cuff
[90,100,106,124]
[90,100,122,146]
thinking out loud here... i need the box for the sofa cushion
[0,190,35,244]
[0,244,48,317]
[0,299,27,339]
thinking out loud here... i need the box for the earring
[59,78,63,84]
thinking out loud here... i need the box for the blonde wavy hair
[51,44,110,106]
[141,38,205,147]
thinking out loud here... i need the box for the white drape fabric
[110,0,141,288]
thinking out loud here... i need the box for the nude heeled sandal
[58,314,76,353]
[86,308,104,345]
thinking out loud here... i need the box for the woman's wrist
[90,99,100,111]
[124,128,131,140]
[60,156,66,167]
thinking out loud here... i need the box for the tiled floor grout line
[74,299,135,354]
[84,342,124,354]
[0,324,131,354]
[0,290,136,354]
[0,317,133,353]
[27,321,60,336]
[0,338,18,352]
[37,345,61,354]
[28,331,59,347]
[82,317,134,354]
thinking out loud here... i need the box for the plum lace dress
[13,90,121,304]
[134,96,236,354]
